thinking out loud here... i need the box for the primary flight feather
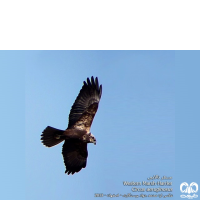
[41,76,102,175]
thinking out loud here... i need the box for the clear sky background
[0,51,199,200]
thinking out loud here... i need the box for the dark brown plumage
[41,76,102,175]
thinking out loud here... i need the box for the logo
[180,182,198,199]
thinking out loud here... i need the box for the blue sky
[1,51,199,200]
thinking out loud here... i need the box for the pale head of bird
[82,133,96,145]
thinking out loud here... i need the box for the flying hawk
[41,76,102,175]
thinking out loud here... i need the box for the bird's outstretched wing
[62,140,88,175]
[68,76,102,133]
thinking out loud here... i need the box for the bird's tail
[41,126,65,147]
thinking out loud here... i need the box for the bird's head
[82,133,96,145]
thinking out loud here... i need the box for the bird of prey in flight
[41,76,102,175]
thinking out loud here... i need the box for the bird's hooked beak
[90,136,96,145]
[93,138,96,145]
[89,133,96,145]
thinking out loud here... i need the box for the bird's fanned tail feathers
[41,126,65,147]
